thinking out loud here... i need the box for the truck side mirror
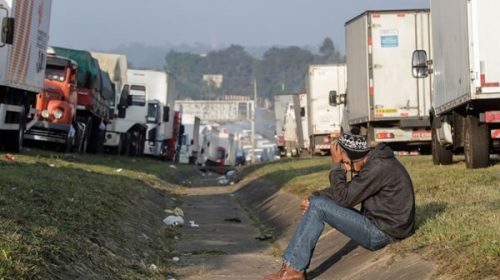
[1,17,15,46]
[412,50,430,78]
[329,90,337,106]
[329,90,345,106]
[163,106,169,122]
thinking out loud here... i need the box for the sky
[49,0,429,54]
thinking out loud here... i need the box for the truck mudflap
[24,121,72,144]
[0,104,23,130]
[373,127,431,142]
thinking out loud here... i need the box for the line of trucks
[275,0,500,168]
[0,0,248,171]
[0,0,205,163]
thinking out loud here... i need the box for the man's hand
[330,141,343,164]
[300,197,310,214]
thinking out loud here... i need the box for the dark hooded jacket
[313,143,415,240]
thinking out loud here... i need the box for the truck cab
[25,53,84,152]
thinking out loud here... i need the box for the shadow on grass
[416,201,447,229]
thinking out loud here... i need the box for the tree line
[165,37,344,101]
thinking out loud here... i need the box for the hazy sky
[50,0,429,53]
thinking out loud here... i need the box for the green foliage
[165,38,345,101]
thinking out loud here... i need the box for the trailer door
[371,11,431,119]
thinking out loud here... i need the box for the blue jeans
[283,196,394,272]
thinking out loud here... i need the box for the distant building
[223,95,251,101]
[203,74,223,89]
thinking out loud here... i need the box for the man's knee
[309,196,336,211]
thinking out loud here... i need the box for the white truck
[306,64,347,155]
[412,0,500,168]
[344,10,432,149]
[91,52,147,155]
[0,0,52,152]
[274,94,294,156]
[177,113,200,164]
[127,69,176,158]
[283,100,299,156]
[293,92,309,152]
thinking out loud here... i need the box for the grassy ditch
[0,150,193,279]
[245,156,500,279]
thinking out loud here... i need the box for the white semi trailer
[413,0,500,168]
[274,94,294,156]
[91,52,147,155]
[344,10,432,149]
[0,0,52,152]
[127,70,176,158]
[177,113,200,164]
[293,92,309,152]
[306,64,347,155]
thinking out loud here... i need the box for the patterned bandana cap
[337,132,370,161]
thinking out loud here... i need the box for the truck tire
[464,114,490,169]
[5,108,25,153]
[80,118,92,153]
[432,118,452,165]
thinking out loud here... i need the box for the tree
[319,37,335,55]
[317,37,343,64]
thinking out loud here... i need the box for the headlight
[53,108,63,119]
[41,110,50,118]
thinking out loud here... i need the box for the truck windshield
[130,85,146,106]
[45,65,66,82]
[147,103,159,124]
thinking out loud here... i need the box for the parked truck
[127,69,176,158]
[91,52,147,155]
[282,100,299,157]
[51,47,112,153]
[177,113,200,164]
[293,92,309,152]
[412,0,500,168]
[0,0,52,152]
[343,10,432,149]
[24,50,85,152]
[306,64,347,155]
[273,94,294,156]
[167,103,182,161]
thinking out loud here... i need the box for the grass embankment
[0,150,193,279]
[246,156,500,279]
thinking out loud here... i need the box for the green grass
[0,150,194,279]
[246,156,500,279]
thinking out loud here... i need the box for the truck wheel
[464,114,490,168]
[5,109,25,153]
[81,118,92,153]
[63,134,72,154]
[432,118,452,165]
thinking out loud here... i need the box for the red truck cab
[37,55,78,125]
[25,53,82,151]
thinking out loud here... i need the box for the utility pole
[251,79,257,163]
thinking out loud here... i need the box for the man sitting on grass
[264,132,416,280]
